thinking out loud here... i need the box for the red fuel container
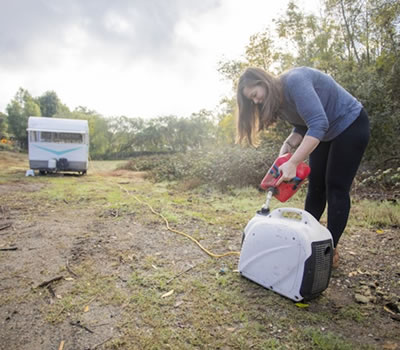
[260,153,311,202]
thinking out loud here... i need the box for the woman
[237,67,370,268]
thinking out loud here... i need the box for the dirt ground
[0,152,399,350]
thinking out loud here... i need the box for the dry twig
[47,285,56,298]
[37,276,63,288]
[91,336,113,349]
[66,259,79,278]
[70,320,94,334]
[0,246,17,251]
[58,340,65,350]
[166,265,196,284]
[0,223,12,231]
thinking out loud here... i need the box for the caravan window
[53,132,83,143]
[30,131,39,142]
[31,131,84,144]
[40,132,53,142]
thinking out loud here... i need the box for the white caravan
[27,117,89,175]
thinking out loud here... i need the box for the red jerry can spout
[260,153,311,202]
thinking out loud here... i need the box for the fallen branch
[70,321,94,334]
[0,223,12,231]
[66,259,79,278]
[91,336,113,349]
[0,246,18,251]
[47,285,56,298]
[166,265,196,284]
[37,276,63,288]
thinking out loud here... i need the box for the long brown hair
[236,67,283,146]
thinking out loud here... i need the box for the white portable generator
[238,207,333,301]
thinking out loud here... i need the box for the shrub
[120,141,281,190]
[0,142,15,152]
[358,167,400,190]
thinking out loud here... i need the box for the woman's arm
[276,135,320,186]
[279,131,304,156]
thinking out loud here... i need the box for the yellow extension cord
[117,184,241,259]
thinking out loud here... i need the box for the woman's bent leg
[305,142,330,221]
[325,110,370,246]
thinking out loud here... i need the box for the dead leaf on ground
[383,342,398,350]
[295,303,309,308]
[174,301,183,308]
[161,290,174,298]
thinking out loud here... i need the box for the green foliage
[2,86,220,161]
[36,90,69,117]
[352,198,400,228]
[275,1,345,72]
[0,112,8,138]
[104,110,218,159]
[67,106,112,160]
[303,327,372,350]
[215,97,238,145]
[121,140,281,190]
[245,29,278,72]
[0,142,14,152]
[1,0,398,173]
[218,0,400,169]
[217,59,245,86]
[359,167,400,190]
[6,88,41,149]
[217,113,236,145]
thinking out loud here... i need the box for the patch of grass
[89,160,128,172]
[339,304,365,323]
[303,327,375,350]
[3,157,395,350]
[350,199,400,228]
[46,262,128,323]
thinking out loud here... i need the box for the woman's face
[243,84,266,105]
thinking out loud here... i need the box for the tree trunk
[340,0,361,63]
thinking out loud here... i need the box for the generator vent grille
[312,242,332,293]
[300,239,333,300]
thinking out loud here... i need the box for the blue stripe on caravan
[33,145,83,156]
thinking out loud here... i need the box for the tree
[6,88,41,149]
[37,90,69,117]
[105,116,145,158]
[217,59,246,90]
[245,30,278,72]
[216,0,400,165]
[0,112,8,139]
[216,97,237,145]
[68,106,112,159]
[275,1,345,73]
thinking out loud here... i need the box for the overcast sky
[0,0,320,119]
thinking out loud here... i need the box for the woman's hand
[276,160,297,186]
[276,135,320,186]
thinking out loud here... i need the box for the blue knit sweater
[279,67,363,141]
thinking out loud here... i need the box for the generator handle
[269,207,317,226]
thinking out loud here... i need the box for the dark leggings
[305,109,370,247]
